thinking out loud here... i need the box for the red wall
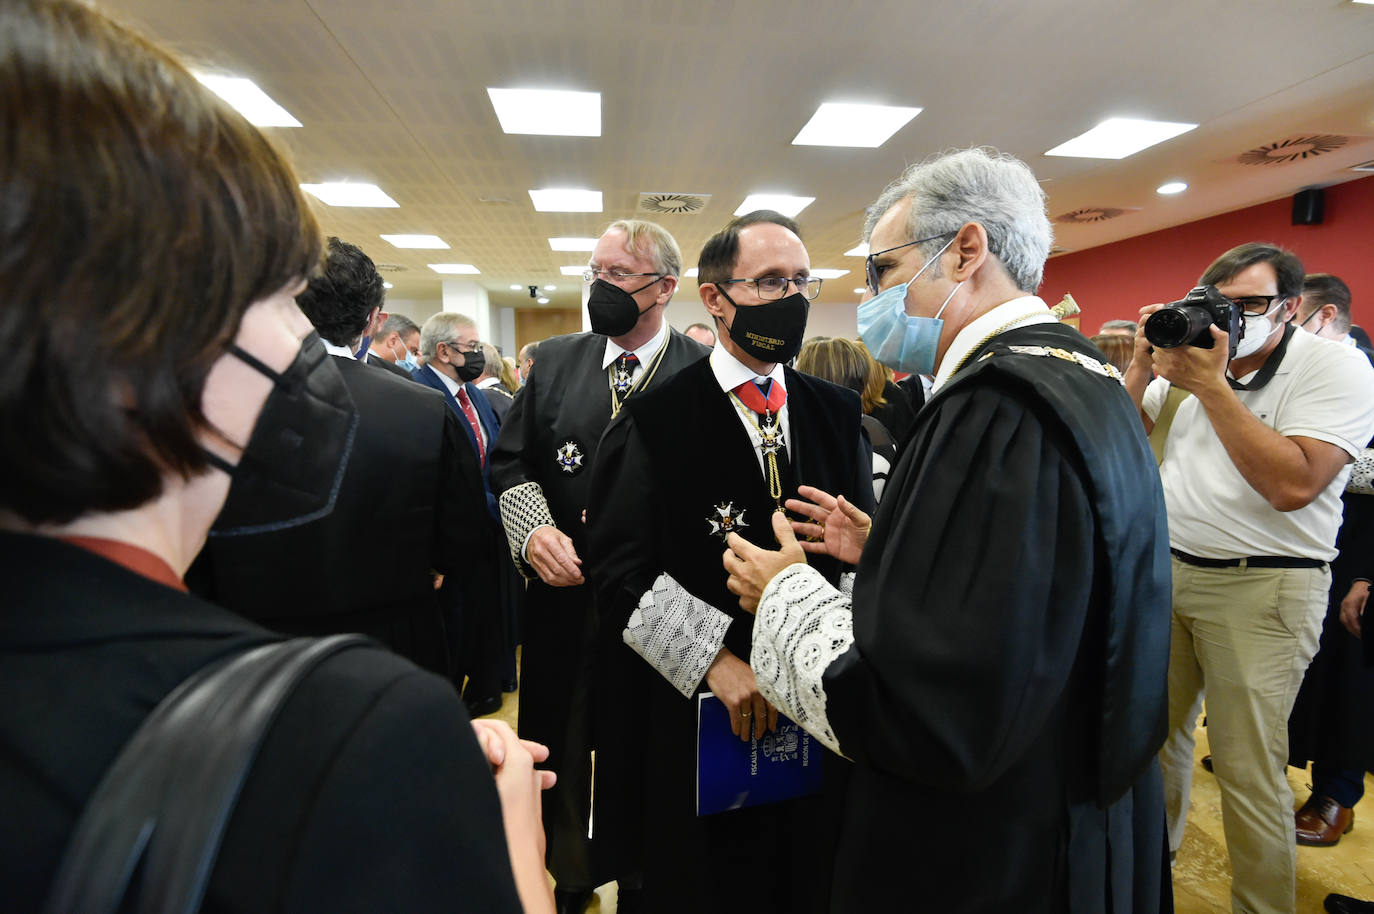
[1040,175,1374,336]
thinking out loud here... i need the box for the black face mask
[454,345,485,382]
[208,332,359,536]
[587,277,661,337]
[718,289,810,364]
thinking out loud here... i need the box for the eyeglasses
[715,275,823,301]
[442,338,481,353]
[864,231,956,294]
[583,269,664,284]
[1230,294,1286,315]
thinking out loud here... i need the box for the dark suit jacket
[411,363,502,519]
[188,355,492,676]
[0,532,521,914]
[366,351,413,379]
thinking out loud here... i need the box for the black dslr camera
[1143,284,1242,360]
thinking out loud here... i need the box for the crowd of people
[3,2,1373,914]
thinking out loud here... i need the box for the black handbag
[43,634,371,914]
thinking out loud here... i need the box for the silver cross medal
[612,365,634,395]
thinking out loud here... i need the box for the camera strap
[1228,323,1295,392]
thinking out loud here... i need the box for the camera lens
[1145,306,1211,349]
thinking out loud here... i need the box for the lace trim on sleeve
[838,571,856,598]
[498,482,555,573]
[750,563,853,756]
[623,573,733,698]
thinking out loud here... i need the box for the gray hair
[419,312,476,359]
[603,218,683,278]
[379,313,419,339]
[478,342,502,379]
[863,147,1053,293]
[1101,319,1139,334]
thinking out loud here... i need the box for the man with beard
[489,219,708,913]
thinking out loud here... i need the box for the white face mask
[1233,300,1285,359]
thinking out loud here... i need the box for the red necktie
[733,378,786,416]
[456,386,486,466]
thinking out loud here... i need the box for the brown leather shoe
[1296,794,1354,846]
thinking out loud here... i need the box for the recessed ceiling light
[299,183,398,207]
[428,263,480,274]
[1352,1,1374,5]
[684,268,700,278]
[510,284,523,290]
[1156,181,1189,195]
[487,88,601,137]
[1045,117,1197,159]
[548,237,600,252]
[853,287,866,295]
[844,244,869,257]
[529,188,603,212]
[733,194,815,218]
[560,265,588,276]
[382,281,394,290]
[543,284,557,291]
[381,234,448,249]
[810,268,850,279]
[194,74,301,127]
[792,102,922,148]
[537,296,551,304]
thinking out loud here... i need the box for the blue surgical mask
[391,340,419,372]
[856,237,962,375]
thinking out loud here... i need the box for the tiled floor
[480,684,1374,912]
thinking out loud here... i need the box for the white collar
[708,341,786,396]
[475,376,501,389]
[602,317,669,370]
[932,295,1055,392]
[322,339,357,360]
[431,365,467,399]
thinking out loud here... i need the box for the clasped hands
[722,485,871,613]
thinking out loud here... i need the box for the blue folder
[695,692,824,816]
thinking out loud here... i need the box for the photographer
[1124,243,1374,914]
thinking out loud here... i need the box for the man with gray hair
[1100,318,1140,337]
[490,219,709,912]
[724,147,1172,912]
[368,312,422,376]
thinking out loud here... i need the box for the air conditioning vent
[374,263,409,273]
[637,192,710,215]
[1235,134,1350,166]
[1052,207,1136,225]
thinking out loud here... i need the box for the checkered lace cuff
[623,573,733,698]
[498,482,555,572]
[751,563,852,756]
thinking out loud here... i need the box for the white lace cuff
[498,482,555,571]
[750,563,853,756]
[838,571,856,598]
[623,573,733,698]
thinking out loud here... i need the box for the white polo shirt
[1144,328,1374,560]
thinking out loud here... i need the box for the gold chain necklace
[730,392,785,509]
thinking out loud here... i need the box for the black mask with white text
[455,346,485,382]
[719,289,810,364]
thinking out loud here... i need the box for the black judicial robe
[818,323,1172,913]
[189,355,493,680]
[586,359,874,914]
[487,327,708,885]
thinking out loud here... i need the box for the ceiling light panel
[734,194,815,218]
[684,268,700,278]
[548,237,600,251]
[487,88,601,137]
[844,244,869,257]
[381,234,448,249]
[428,263,481,274]
[1045,117,1197,159]
[195,74,301,127]
[810,269,850,279]
[300,183,398,207]
[792,102,922,148]
[529,188,603,212]
[560,265,589,276]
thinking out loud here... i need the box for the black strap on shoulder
[43,633,371,914]
[1228,322,1295,392]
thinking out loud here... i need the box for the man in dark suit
[412,311,507,715]
[188,237,494,682]
[367,312,422,378]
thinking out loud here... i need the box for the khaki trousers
[1159,557,1329,914]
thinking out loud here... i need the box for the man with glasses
[1125,244,1374,914]
[583,211,873,913]
[489,219,708,914]
[721,149,1172,912]
[413,312,508,717]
